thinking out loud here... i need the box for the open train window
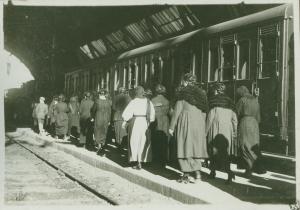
[209,41,219,82]
[237,40,250,80]
[259,24,278,78]
[221,43,234,81]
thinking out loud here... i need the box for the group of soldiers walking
[32,72,265,184]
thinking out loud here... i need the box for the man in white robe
[122,86,155,169]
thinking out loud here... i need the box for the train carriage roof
[117,4,291,61]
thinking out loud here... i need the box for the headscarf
[98,89,107,96]
[118,87,127,94]
[182,72,198,86]
[175,84,208,113]
[155,84,166,95]
[144,89,153,99]
[211,82,226,95]
[236,86,251,98]
[58,94,65,102]
[134,86,145,99]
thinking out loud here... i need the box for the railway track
[5,135,179,205]
[14,139,119,205]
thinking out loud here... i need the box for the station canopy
[4,3,279,79]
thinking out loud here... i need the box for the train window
[152,57,160,83]
[238,40,250,80]
[221,43,234,81]
[124,66,129,88]
[260,36,277,78]
[181,51,192,73]
[130,64,136,88]
[209,46,219,82]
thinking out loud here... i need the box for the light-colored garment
[122,98,155,162]
[206,107,238,156]
[236,95,261,169]
[35,103,48,120]
[55,102,69,136]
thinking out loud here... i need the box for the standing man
[151,84,170,167]
[47,95,58,137]
[79,92,94,149]
[35,97,48,135]
[112,87,131,152]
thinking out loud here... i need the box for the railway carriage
[65,4,294,156]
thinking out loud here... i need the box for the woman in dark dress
[206,83,237,184]
[236,86,265,176]
[113,87,131,151]
[79,92,94,149]
[169,73,208,183]
[91,89,112,156]
[68,96,80,145]
[151,84,170,167]
[54,94,69,140]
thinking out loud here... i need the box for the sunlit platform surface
[6,129,296,206]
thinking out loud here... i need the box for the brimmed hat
[40,97,45,101]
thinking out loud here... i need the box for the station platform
[6,128,296,206]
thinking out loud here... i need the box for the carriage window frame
[258,24,279,79]
[237,39,251,80]
[220,41,235,81]
[130,62,137,88]
[208,39,220,82]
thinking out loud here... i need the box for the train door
[256,23,282,153]
[220,34,235,99]
[235,30,257,102]
[129,61,137,89]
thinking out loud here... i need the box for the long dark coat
[55,102,69,136]
[113,94,131,145]
[151,94,170,163]
[48,101,57,124]
[92,99,112,145]
[68,99,80,134]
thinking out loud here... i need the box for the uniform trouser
[37,118,45,133]
[80,118,94,148]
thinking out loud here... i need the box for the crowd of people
[31,72,265,185]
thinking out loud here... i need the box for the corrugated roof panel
[164,8,176,21]
[169,6,180,19]
[80,45,93,59]
[152,13,160,24]
[91,40,107,56]
[127,24,145,43]
[186,15,195,26]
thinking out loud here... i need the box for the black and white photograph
[1,0,299,209]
